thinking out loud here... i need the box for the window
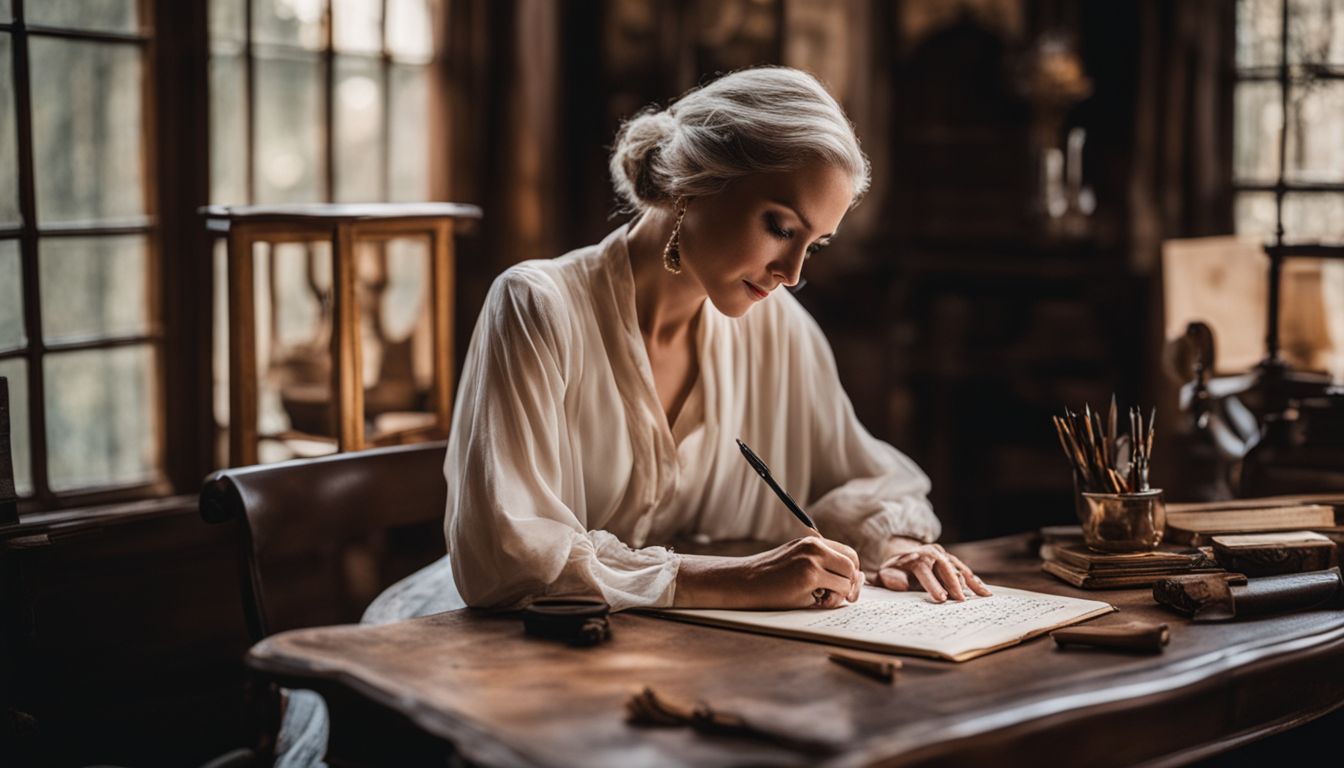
[207,0,441,464]
[1234,0,1344,243]
[0,0,164,506]
[208,0,436,207]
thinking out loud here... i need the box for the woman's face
[678,161,855,318]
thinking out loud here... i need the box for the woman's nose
[770,250,807,287]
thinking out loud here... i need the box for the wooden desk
[246,535,1344,767]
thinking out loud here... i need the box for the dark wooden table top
[246,534,1344,767]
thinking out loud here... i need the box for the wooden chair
[200,440,449,641]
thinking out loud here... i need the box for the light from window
[1233,0,1344,245]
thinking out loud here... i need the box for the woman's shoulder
[482,237,618,341]
[478,262,574,349]
[490,236,612,300]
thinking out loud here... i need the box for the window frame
[1232,0,1344,239]
[213,0,439,209]
[3,0,446,517]
[1,0,176,513]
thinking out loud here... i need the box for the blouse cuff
[853,499,942,571]
[551,529,681,612]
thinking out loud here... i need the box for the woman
[275,64,989,767]
[438,64,988,614]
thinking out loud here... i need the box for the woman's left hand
[870,539,992,602]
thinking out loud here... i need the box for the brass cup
[1077,489,1166,552]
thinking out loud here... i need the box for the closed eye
[765,212,793,241]
[766,212,828,257]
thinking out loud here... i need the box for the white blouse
[444,223,942,612]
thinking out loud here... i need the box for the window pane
[254,0,326,50]
[0,35,20,226]
[1234,81,1282,184]
[0,358,31,497]
[255,52,323,204]
[210,0,247,47]
[210,54,249,204]
[1235,191,1277,241]
[1236,191,1344,244]
[1238,0,1283,69]
[386,0,433,63]
[334,0,383,54]
[1,1,9,22]
[335,55,385,202]
[31,39,145,226]
[39,236,150,342]
[45,345,159,492]
[1289,0,1344,65]
[1284,193,1344,242]
[1286,81,1344,183]
[213,240,229,432]
[0,240,24,351]
[27,0,138,34]
[388,64,429,202]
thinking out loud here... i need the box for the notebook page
[658,585,1114,660]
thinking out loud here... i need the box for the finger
[932,554,966,601]
[947,554,993,596]
[891,551,923,569]
[911,561,947,602]
[814,538,862,584]
[817,535,860,583]
[820,538,863,576]
[877,566,910,591]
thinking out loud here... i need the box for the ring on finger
[812,587,830,605]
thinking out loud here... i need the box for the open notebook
[649,585,1115,662]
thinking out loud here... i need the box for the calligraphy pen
[736,438,818,531]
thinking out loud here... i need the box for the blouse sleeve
[443,268,679,611]
[785,302,943,572]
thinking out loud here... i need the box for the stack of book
[1040,494,1344,588]
[1039,528,1223,589]
[1165,495,1343,546]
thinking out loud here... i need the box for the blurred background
[4,0,1342,534]
[1,1,1343,763]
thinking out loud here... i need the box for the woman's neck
[626,207,707,345]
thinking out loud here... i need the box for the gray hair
[609,66,870,214]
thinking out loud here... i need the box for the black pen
[736,438,818,531]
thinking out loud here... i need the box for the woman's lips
[743,280,769,301]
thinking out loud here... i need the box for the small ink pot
[522,597,612,646]
[1078,489,1166,552]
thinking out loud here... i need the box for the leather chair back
[200,441,448,640]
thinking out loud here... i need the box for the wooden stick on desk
[827,649,902,682]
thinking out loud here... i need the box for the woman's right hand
[674,536,863,609]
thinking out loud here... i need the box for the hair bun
[610,109,677,210]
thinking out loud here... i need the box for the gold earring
[662,197,688,274]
